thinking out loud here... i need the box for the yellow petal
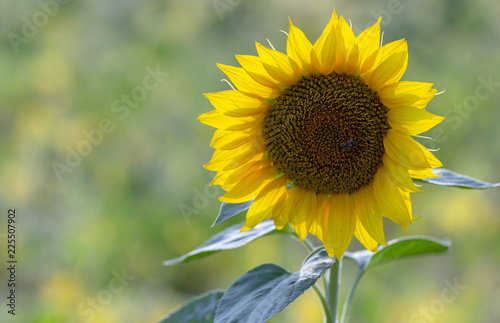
[361,39,408,92]
[204,90,270,117]
[210,173,233,193]
[242,176,288,231]
[218,160,268,189]
[357,18,381,73]
[373,165,412,228]
[287,18,314,76]
[198,109,265,131]
[354,186,387,245]
[382,154,421,193]
[309,193,329,242]
[325,193,356,259]
[271,187,290,230]
[414,140,443,168]
[219,165,278,203]
[362,42,408,91]
[311,8,338,75]
[287,187,317,241]
[354,220,378,253]
[211,154,268,190]
[210,129,261,150]
[235,55,282,89]
[204,140,265,171]
[256,42,302,86]
[384,129,431,170]
[334,16,359,75]
[412,89,438,109]
[221,147,266,172]
[204,144,251,171]
[361,39,406,73]
[409,168,439,179]
[217,63,281,98]
[378,81,436,109]
[388,106,444,135]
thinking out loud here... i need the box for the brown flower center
[263,73,389,194]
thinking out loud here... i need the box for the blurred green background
[0,0,499,322]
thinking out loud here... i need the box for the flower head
[199,8,443,258]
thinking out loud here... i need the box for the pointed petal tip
[255,41,265,51]
[331,7,338,21]
[437,116,445,124]
[203,91,219,100]
[323,245,337,259]
[240,225,252,232]
[274,222,287,230]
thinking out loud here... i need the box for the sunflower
[199,8,444,258]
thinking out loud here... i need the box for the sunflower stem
[312,284,333,323]
[326,257,341,323]
[339,268,364,323]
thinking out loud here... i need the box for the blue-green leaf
[367,236,450,269]
[212,201,253,227]
[214,248,335,323]
[345,236,451,270]
[157,290,224,323]
[341,237,450,322]
[421,168,500,189]
[343,250,372,270]
[163,220,276,266]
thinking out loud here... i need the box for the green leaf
[157,290,224,323]
[212,201,253,227]
[421,168,500,189]
[344,236,451,270]
[214,248,335,323]
[163,220,277,266]
[340,237,450,322]
[367,236,451,269]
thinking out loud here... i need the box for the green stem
[312,284,333,323]
[326,257,342,323]
[339,269,364,323]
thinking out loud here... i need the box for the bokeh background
[1,0,499,322]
